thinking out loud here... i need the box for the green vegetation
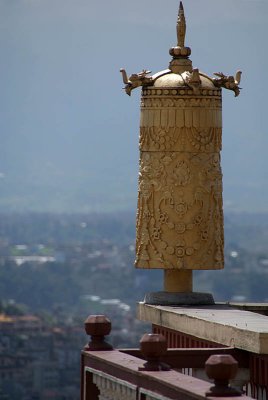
[0,212,268,314]
[0,211,268,399]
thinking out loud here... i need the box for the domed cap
[150,1,241,96]
[120,2,241,97]
[151,1,211,92]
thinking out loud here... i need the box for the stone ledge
[226,302,268,316]
[136,302,268,354]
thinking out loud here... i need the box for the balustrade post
[139,333,170,371]
[205,354,241,397]
[84,314,113,351]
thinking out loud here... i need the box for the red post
[205,354,241,397]
[139,333,170,371]
[84,315,113,351]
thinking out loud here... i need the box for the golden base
[164,270,193,293]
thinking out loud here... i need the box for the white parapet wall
[137,303,268,354]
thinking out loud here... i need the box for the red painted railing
[153,324,224,348]
[81,315,255,400]
[153,324,268,400]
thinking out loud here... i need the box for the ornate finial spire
[169,2,192,73]
[177,1,186,47]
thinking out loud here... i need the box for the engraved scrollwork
[153,98,162,108]
[140,127,178,151]
[158,212,169,224]
[140,127,222,152]
[174,200,188,217]
[175,222,186,234]
[172,160,191,186]
[175,98,187,108]
[135,151,224,269]
[141,95,222,109]
[188,128,222,152]
[142,89,222,99]
[161,98,174,107]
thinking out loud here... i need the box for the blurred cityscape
[0,211,268,399]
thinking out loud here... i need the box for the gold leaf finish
[135,90,224,270]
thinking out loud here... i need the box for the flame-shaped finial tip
[177,1,186,47]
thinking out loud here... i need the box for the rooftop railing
[138,303,268,400]
[81,315,255,400]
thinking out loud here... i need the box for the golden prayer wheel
[121,2,241,300]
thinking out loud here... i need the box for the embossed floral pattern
[136,94,224,270]
[175,223,186,234]
[175,201,188,217]
[152,227,161,240]
[159,212,168,224]
[173,160,191,186]
[140,126,222,153]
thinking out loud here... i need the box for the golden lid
[120,2,241,97]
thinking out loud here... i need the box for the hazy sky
[0,0,267,212]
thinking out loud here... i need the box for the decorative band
[142,88,221,97]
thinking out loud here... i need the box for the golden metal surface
[120,2,241,285]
